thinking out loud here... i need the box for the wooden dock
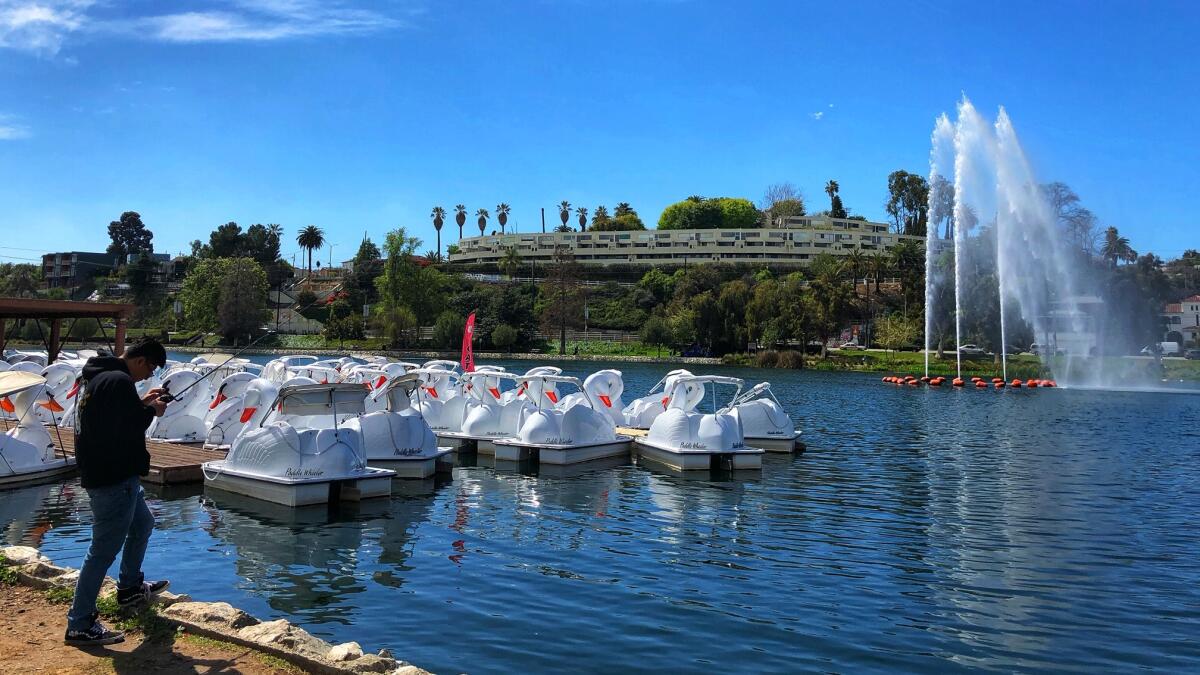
[3,420,223,485]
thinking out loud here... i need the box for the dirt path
[0,584,304,675]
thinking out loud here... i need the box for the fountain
[923,97,1159,389]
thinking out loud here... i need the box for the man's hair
[124,339,167,369]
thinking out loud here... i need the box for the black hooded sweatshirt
[75,356,155,488]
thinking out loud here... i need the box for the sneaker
[116,578,170,608]
[64,614,125,646]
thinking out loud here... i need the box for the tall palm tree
[496,203,511,234]
[431,206,446,257]
[558,201,571,230]
[576,206,588,231]
[476,208,490,236]
[614,202,634,217]
[499,246,522,280]
[825,180,839,203]
[1101,226,1135,267]
[454,204,467,239]
[296,225,324,278]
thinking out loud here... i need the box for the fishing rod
[158,330,277,403]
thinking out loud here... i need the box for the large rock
[0,546,47,565]
[328,642,364,662]
[164,601,259,630]
[238,619,333,662]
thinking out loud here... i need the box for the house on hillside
[1163,295,1200,346]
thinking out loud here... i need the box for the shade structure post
[48,318,62,364]
[114,316,127,356]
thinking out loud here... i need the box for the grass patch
[0,554,17,585]
[97,594,176,641]
[257,652,304,673]
[44,585,74,604]
[724,349,1048,379]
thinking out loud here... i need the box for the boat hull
[0,458,76,488]
[201,463,394,507]
[633,438,763,471]
[367,449,454,479]
[435,431,501,454]
[744,435,800,453]
[492,437,632,465]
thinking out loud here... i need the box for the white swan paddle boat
[0,372,76,487]
[493,374,632,465]
[342,373,452,478]
[201,382,394,507]
[730,382,800,452]
[434,370,525,454]
[633,375,764,471]
[621,369,693,428]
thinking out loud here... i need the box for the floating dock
[2,421,224,485]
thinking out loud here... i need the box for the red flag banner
[461,312,476,372]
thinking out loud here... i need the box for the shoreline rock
[1,545,429,675]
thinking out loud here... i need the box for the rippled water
[3,357,1199,673]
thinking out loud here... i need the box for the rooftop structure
[448,215,936,268]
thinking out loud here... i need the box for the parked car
[958,344,989,356]
[1141,342,1182,356]
[838,341,865,350]
[1185,349,1200,360]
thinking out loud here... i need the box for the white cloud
[810,111,824,120]
[0,114,31,139]
[0,1,94,56]
[0,0,408,56]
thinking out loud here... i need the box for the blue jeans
[67,475,155,630]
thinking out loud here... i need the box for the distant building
[1163,295,1200,344]
[41,251,119,291]
[448,215,937,268]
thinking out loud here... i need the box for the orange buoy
[1027,380,1039,388]
[952,378,964,387]
[881,376,889,383]
[994,381,1005,388]
[1010,379,1023,388]
[920,376,930,383]
[929,378,941,386]
[992,377,1004,384]
[1044,380,1056,388]
[975,380,987,388]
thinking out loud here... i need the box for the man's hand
[142,389,168,417]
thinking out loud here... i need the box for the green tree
[1101,226,1136,267]
[208,222,244,258]
[716,197,759,229]
[454,204,467,239]
[885,170,930,235]
[760,183,805,226]
[216,258,269,343]
[68,318,100,341]
[476,208,490,236]
[296,225,325,277]
[242,224,282,265]
[496,203,511,234]
[491,324,518,352]
[558,201,572,230]
[807,255,854,358]
[540,245,583,354]
[431,206,446,256]
[432,310,464,348]
[591,205,610,229]
[614,202,636,218]
[106,211,154,259]
[640,315,673,356]
[499,246,522,280]
[875,313,920,360]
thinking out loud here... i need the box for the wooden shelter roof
[0,297,135,320]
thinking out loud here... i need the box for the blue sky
[1,0,1197,266]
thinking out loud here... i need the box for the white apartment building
[448,215,935,267]
[1163,295,1200,344]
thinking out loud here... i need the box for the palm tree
[431,206,446,257]
[576,206,588,231]
[1101,226,1135,267]
[592,205,609,228]
[558,201,571,230]
[614,202,634,217]
[476,208,490,236]
[424,249,442,264]
[825,180,839,204]
[499,246,522,280]
[454,204,467,239]
[296,225,325,278]
[496,203,511,234]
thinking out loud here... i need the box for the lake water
[3,356,1200,673]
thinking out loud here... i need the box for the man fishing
[64,339,171,647]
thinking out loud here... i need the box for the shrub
[491,324,518,352]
